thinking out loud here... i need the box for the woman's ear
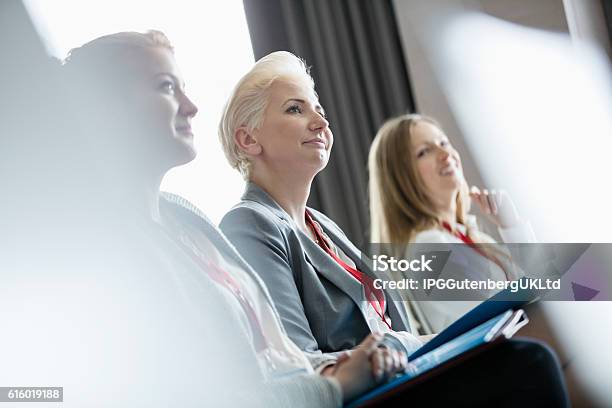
[235,127,263,156]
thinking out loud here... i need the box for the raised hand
[469,186,521,228]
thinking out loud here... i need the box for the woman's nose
[179,93,198,118]
[309,112,329,131]
[437,147,451,161]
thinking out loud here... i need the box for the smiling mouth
[175,126,193,135]
[440,164,458,176]
[303,139,326,148]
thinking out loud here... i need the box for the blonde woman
[217,53,568,406]
[219,51,425,360]
[369,114,536,333]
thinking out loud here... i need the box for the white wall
[391,0,576,239]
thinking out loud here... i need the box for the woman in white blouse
[369,114,536,332]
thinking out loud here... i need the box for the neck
[112,173,164,224]
[79,166,166,226]
[434,192,458,230]
[250,167,314,230]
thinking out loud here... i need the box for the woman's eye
[417,148,429,158]
[286,105,302,114]
[159,81,176,94]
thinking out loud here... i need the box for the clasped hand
[322,333,407,402]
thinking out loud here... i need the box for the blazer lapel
[242,183,367,312]
[294,228,366,309]
[311,211,412,332]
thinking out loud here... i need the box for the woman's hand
[469,186,521,228]
[325,333,407,402]
[370,345,407,382]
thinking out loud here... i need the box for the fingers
[487,189,498,215]
[470,186,500,215]
[371,349,385,381]
[335,352,350,365]
[469,185,486,213]
[370,347,407,382]
[356,334,409,383]
[358,333,383,354]
[326,351,350,376]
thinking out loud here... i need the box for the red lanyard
[305,210,391,330]
[441,221,508,280]
[201,257,269,352]
[168,230,269,352]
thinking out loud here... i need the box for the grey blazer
[220,183,415,355]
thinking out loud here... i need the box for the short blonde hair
[218,51,315,178]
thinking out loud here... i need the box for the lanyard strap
[201,257,269,352]
[441,221,509,280]
[164,228,269,352]
[305,210,391,330]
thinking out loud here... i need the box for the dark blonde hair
[368,113,471,244]
[64,30,173,66]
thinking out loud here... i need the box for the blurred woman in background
[369,113,536,332]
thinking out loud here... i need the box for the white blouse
[408,218,537,333]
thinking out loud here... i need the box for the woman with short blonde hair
[220,51,423,360]
[219,51,315,179]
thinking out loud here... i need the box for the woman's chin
[441,173,462,188]
[313,153,329,171]
[431,181,461,199]
[170,145,197,168]
[183,147,197,164]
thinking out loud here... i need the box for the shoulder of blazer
[231,198,286,223]
[223,200,298,247]
[239,182,294,222]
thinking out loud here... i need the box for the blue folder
[409,276,540,360]
[346,309,528,408]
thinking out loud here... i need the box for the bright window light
[24,0,253,224]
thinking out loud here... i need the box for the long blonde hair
[368,114,517,280]
[368,114,472,244]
